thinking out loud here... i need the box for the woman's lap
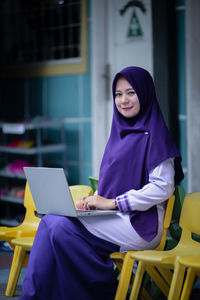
[78,208,164,252]
[19,214,119,300]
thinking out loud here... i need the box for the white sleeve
[116,158,175,212]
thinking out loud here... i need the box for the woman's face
[115,77,140,118]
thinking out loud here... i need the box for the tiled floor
[1,244,200,300]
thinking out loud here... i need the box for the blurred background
[0,0,199,226]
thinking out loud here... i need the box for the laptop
[23,167,118,217]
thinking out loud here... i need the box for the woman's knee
[42,215,77,243]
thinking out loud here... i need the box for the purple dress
[19,216,119,300]
[19,66,183,299]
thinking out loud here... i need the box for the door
[91,0,153,175]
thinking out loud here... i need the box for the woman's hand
[76,195,116,210]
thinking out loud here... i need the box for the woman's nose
[121,94,129,103]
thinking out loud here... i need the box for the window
[0,0,87,77]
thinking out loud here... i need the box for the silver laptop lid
[23,167,77,217]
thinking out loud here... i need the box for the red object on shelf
[6,160,35,174]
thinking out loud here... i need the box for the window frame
[1,0,87,78]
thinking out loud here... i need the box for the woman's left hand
[76,195,116,210]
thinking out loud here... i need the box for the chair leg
[114,252,135,300]
[180,268,196,300]
[145,265,170,297]
[128,273,153,300]
[5,246,26,297]
[129,261,146,300]
[156,266,173,285]
[168,260,186,300]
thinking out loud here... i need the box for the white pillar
[186,0,200,192]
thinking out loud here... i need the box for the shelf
[0,170,25,179]
[0,118,66,227]
[0,195,24,205]
[0,119,65,134]
[0,144,66,155]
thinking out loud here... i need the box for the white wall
[186,0,200,192]
[108,0,153,74]
[91,0,108,176]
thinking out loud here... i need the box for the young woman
[19,66,183,300]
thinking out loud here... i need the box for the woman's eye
[128,91,135,96]
[115,92,121,97]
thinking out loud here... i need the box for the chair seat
[11,237,34,250]
[132,240,200,267]
[178,256,200,269]
[110,252,126,260]
[0,226,38,239]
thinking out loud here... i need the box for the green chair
[165,185,185,250]
[88,176,99,192]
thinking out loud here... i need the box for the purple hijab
[98,66,184,242]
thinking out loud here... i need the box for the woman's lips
[122,107,133,110]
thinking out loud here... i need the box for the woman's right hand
[76,198,86,209]
[76,195,116,210]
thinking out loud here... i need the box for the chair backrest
[23,182,37,211]
[88,176,99,192]
[155,194,175,250]
[179,192,200,236]
[22,181,41,229]
[69,185,94,206]
[168,185,185,242]
[172,185,185,220]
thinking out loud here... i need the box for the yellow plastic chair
[168,255,200,300]
[110,193,175,300]
[129,192,200,300]
[5,185,93,297]
[0,181,41,247]
[88,178,183,299]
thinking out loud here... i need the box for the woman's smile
[122,106,133,110]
